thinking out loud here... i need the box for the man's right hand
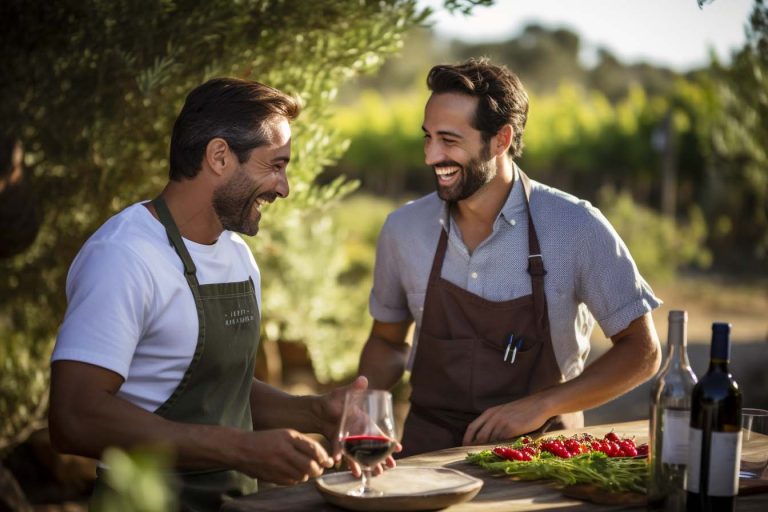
[233,429,334,485]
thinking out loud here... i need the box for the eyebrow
[421,126,463,139]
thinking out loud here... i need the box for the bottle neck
[709,323,731,371]
[667,318,691,369]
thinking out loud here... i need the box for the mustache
[257,191,279,203]
[432,161,462,170]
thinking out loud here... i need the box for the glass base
[347,485,384,497]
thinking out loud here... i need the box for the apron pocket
[409,333,474,411]
[472,336,544,412]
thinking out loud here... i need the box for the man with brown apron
[359,58,662,456]
[49,78,363,511]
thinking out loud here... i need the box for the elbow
[48,411,75,455]
[646,340,662,378]
[48,403,87,456]
[640,331,662,382]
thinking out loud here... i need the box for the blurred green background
[1,0,767,509]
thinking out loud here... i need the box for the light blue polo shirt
[369,166,661,380]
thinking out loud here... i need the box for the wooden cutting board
[562,474,768,506]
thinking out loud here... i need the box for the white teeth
[435,166,460,176]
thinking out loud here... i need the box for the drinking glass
[338,389,397,497]
[740,408,768,478]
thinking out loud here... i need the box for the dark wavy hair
[169,78,300,180]
[427,57,528,158]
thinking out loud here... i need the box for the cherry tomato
[493,447,515,460]
[619,439,636,450]
[621,445,638,457]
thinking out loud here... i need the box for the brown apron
[400,171,581,457]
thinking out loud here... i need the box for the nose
[424,138,443,167]
[275,169,289,198]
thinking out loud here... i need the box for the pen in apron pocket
[504,335,524,364]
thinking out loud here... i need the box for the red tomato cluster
[492,446,534,461]
[492,432,649,462]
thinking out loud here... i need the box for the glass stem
[361,467,373,493]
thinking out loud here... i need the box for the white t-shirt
[52,202,262,412]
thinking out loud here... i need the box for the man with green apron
[49,78,371,511]
[359,58,663,456]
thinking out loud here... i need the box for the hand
[233,429,334,485]
[335,440,402,478]
[462,394,551,446]
[313,376,400,476]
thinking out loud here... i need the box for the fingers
[463,414,485,446]
[242,429,334,485]
[347,459,362,478]
[292,433,334,469]
[350,375,368,391]
[463,409,501,445]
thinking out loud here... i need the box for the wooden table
[221,420,768,511]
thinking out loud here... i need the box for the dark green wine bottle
[685,322,742,512]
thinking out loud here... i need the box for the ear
[492,124,514,157]
[204,138,231,177]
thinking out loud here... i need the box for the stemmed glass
[338,389,397,497]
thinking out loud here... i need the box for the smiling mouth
[434,165,461,183]
[252,192,278,211]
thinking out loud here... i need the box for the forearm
[358,334,408,390]
[249,378,317,432]
[535,313,661,416]
[50,376,242,471]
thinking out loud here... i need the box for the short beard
[212,169,263,236]
[435,142,496,203]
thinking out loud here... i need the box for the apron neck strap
[518,170,549,336]
[428,227,450,285]
[151,197,199,281]
[518,171,546,279]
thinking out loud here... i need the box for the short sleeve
[576,206,662,338]
[369,216,411,323]
[52,241,153,378]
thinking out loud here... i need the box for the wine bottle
[649,310,697,510]
[685,322,742,512]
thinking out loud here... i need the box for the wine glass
[338,389,397,497]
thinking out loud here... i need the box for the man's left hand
[462,394,550,446]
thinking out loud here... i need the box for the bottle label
[686,428,742,496]
[662,409,690,464]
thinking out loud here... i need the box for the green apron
[93,197,260,512]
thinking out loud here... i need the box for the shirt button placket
[470,270,479,293]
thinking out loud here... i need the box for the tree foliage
[328,17,767,275]
[0,0,427,450]
[708,0,768,267]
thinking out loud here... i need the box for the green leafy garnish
[466,434,648,494]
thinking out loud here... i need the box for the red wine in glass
[342,435,396,467]
[338,389,396,496]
